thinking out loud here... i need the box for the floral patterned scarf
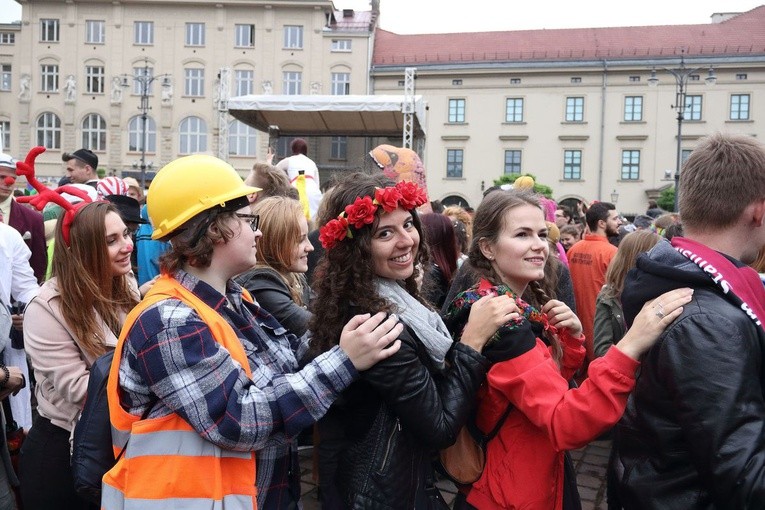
[442,278,556,345]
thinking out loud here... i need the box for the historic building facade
[0,0,374,180]
[2,2,765,214]
[370,7,765,214]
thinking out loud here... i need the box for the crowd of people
[0,131,764,510]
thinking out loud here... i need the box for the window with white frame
[283,25,303,49]
[505,98,523,122]
[134,21,154,45]
[283,71,301,95]
[235,24,255,47]
[448,98,465,123]
[234,70,254,96]
[681,149,692,164]
[0,121,9,151]
[128,115,157,153]
[36,112,61,149]
[0,33,14,45]
[184,68,204,97]
[684,95,702,120]
[331,72,350,95]
[730,94,750,121]
[82,113,107,151]
[85,65,105,94]
[133,66,154,95]
[565,97,584,122]
[228,120,257,157]
[621,150,640,180]
[624,96,643,121]
[40,19,59,42]
[179,116,207,154]
[331,39,351,51]
[40,64,58,92]
[504,150,522,174]
[446,149,463,178]
[85,20,105,44]
[0,65,10,91]
[563,150,582,180]
[185,23,205,46]
[330,136,347,160]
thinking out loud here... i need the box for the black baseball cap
[62,148,98,169]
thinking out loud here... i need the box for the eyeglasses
[235,213,260,232]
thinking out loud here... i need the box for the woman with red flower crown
[309,172,519,509]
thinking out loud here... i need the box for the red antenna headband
[15,146,94,246]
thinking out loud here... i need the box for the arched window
[128,115,157,153]
[228,120,257,157]
[36,112,61,149]
[82,113,107,151]
[179,116,207,154]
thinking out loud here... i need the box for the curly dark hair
[309,172,429,356]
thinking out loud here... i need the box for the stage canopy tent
[227,94,426,138]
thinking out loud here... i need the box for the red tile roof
[372,6,765,66]
[330,9,374,32]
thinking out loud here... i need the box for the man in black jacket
[615,133,765,509]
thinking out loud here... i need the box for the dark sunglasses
[235,213,260,232]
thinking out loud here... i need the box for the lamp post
[647,53,716,212]
[119,58,171,191]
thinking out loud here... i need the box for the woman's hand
[139,275,159,297]
[0,366,26,400]
[460,294,519,353]
[616,288,693,360]
[339,312,403,371]
[542,299,582,337]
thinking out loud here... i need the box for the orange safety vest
[102,275,257,510]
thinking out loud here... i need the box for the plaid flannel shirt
[118,270,357,509]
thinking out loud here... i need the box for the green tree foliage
[657,187,676,212]
[494,173,553,198]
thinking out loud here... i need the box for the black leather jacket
[323,321,490,509]
[616,241,765,509]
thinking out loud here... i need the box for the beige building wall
[0,0,373,181]
[373,61,764,216]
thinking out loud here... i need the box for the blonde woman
[235,196,314,336]
[593,230,662,358]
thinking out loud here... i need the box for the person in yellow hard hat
[102,155,403,510]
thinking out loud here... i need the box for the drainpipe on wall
[597,60,608,202]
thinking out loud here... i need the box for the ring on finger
[654,303,665,319]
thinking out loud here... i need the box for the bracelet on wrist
[0,365,9,388]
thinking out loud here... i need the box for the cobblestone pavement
[299,439,613,509]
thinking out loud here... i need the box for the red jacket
[467,331,638,510]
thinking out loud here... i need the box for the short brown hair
[680,133,765,230]
[159,210,238,273]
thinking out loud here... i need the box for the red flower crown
[319,181,428,249]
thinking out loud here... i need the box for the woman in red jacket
[443,189,692,510]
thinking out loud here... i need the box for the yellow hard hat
[148,155,261,239]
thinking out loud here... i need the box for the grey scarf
[375,278,453,369]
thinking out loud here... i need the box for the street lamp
[119,58,171,191]
[610,189,619,204]
[648,52,716,212]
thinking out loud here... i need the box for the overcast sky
[1,0,763,32]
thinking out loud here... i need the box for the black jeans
[19,416,95,510]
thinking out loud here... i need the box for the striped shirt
[118,270,357,509]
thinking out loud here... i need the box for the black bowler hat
[105,194,148,225]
